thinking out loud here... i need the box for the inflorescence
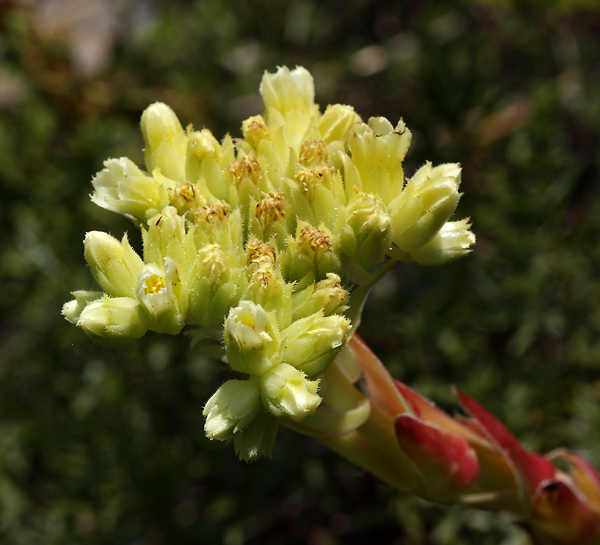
[63,66,474,461]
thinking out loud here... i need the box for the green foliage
[0,0,599,543]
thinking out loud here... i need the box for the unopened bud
[260,363,321,421]
[195,200,231,228]
[62,290,102,324]
[203,379,261,441]
[280,312,352,377]
[295,165,335,194]
[234,408,279,461]
[168,182,207,213]
[76,295,147,342]
[260,66,314,115]
[318,104,361,144]
[343,192,392,267]
[242,115,271,148]
[245,262,292,329]
[188,128,222,162]
[84,232,143,297]
[246,237,277,266]
[254,191,286,229]
[195,203,244,252]
[140,102,187,181]
[143,207,197,281]
[409,219,475,265]
[299,139,331,167]
[283,221,341,285]
[292,273,349,319]
[348,117,411,199]
[198,243,228,283]
[390,162,461,252]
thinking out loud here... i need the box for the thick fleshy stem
[290,335,600,545]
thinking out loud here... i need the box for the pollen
[144,275,166,296]
[228,152,261,186]
[242,115,270,146]
[255,191,286,228]
[169,182,206,212]
[196,200,231,224]
[246,238,277,265]
[298,225,333,254]
[295,165,334,194]
[299,139,330,167]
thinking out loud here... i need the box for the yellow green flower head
[64,65,475,460]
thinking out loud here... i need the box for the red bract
[394,413,479,501]
[456,391,600,544]
[347,334,600,544]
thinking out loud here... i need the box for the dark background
[1,0,599,543]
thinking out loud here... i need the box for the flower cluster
[63,66,474,460]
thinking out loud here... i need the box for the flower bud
[261,66,318,151]
[143,207,197,282]
[298,139,331,167]
[348,117,411,201]
[260,363,321,421]
[234,408,279,461]
[135,259,185,335]
[194,200,231,238]
[185,128,229,200]
[318,104,362,145]
[205,278,245,329]
[295,165,335,195]
[254,192,286,229]
[62,290,103,324]
[168,181,208,214]
[223,301,279,375]
[242,115,271,148]
[245,262,293,329]
[245,237,277,267]
[203,379,261,441]
[343,192,393,268]
[91,158,170,221]
[76,295,147,342]
[226,152,267,214]
[227,152,262,187]
[186,243,230,326]
[84,232,143,298]
[260,66,314,116]
[389,162,461,252]
[250,192,289,246]
[409,219,475,265]
[196,204,245,255]
[280,312,352,377]
[140,102,187,181]
[282,221,341,286]
[292,273,349,319]
[187,128,223,162]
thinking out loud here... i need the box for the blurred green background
[1,0,599,543]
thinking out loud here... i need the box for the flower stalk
[292,335,600,545]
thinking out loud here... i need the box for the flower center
[144,275,166,296]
